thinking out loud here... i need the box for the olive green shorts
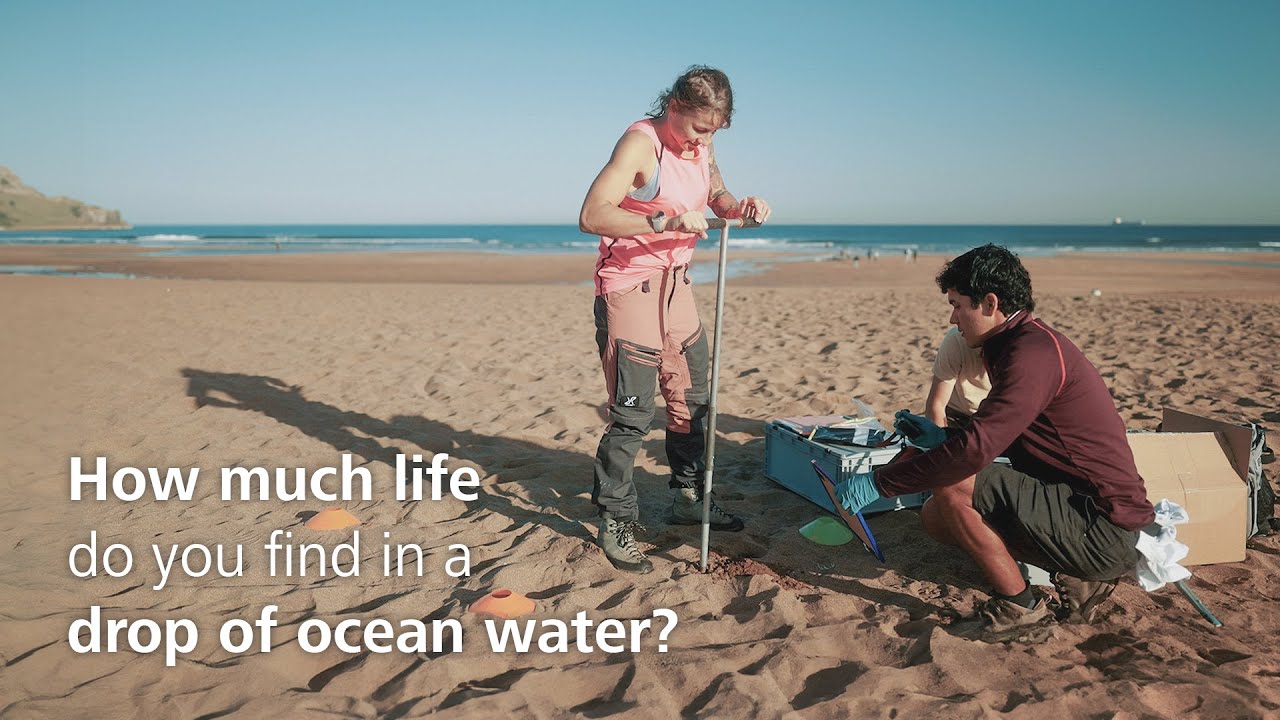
[973,464,1139,581]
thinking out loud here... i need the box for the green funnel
[799,516,855,545]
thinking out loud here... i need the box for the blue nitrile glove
[835,472,882,513]
[893,410,946,450]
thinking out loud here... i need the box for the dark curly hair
[647,65,734,129]
[936,244,1035,314]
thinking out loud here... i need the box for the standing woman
[579,66,771,573]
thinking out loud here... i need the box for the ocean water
[2,224,1279,258]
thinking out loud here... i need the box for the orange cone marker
[468,589,535,619]
[305,508,361,530]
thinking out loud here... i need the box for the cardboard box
[763,421,930,515]
[1160,408,1261,537]
[1128,408,1252,565]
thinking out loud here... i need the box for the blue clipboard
[811,460,886,562]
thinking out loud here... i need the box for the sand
[2,248,1279,718]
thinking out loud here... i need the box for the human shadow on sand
[181,368,967,624]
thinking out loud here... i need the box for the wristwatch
[648,211,667,233]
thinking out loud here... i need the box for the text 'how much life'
[69,453,478,502]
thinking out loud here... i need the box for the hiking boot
[1051,572,1118,624]
[598,518,653,574]
[669,487,745,531]
[973,595,1053,632]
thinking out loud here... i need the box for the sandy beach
[2,248,1279,718]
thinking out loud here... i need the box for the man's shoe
[974,595,1053,633]
[598,518,653,574]
[1051,572,1119,624]
[669,487,745,531]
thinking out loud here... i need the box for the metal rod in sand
[1175,579,1223,627]
[700,216,761,573]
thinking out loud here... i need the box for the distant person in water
[578,65,771,574]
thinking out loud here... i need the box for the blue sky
[2,0,1277,224]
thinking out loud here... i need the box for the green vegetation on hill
[0,166,129,230]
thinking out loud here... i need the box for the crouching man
[838,244,1154,631]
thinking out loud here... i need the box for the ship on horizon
[1112,217,1145,226]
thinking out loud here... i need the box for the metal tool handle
[704,217,762,230]
[698,216,762,572]
[1175,579,1223,627]
[699,222,732,572]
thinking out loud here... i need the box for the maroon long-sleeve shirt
[875,312,1155,530]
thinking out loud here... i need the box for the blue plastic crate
[763,420,930,514]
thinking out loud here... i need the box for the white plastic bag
[1134,499,1192,591]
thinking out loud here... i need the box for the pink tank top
[594,119,711,295]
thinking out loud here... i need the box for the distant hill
[0,166,129,230]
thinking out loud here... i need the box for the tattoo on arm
[707,150,739,218]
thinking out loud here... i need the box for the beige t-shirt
[933,327,991,416]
